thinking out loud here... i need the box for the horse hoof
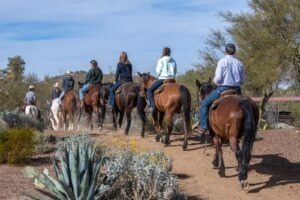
[240,180,249,191]
[212,160,219,169]
[125,132,129,136]
[218,170,225,177]
[155,135,160,142]
[182,146,187,151]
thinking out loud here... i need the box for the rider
[147,47,177,114]
[48,82,61,110]
[194,43,245,135]
[58,70,75,107]
[79,60,103,106]
[24,85,36,107]
[108,51,133,108]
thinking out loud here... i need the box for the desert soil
[0,127,299,200]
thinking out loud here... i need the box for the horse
[137,72,191,150]
[61,90,77,131]
[99,82,147,136]
[99,83,113,128]
[49,98,61,131]
[77,82,101,130]
[25,105,39,120]
[195,79,259,190]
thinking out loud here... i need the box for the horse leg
[162,112,173,146]
[112,108,118,130]
[124,110,132,135]
[93,106,101,131]
[62,112,67,131]
[182,112,189,151]
[156,111,165,142]
[229,137,244,183]
[212,136,219,169]
[152,111,161,142]
[99,105,106,130]
[217,138,225,177]
[118,111,124,128]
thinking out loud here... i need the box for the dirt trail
[0,129,299,200]
[99,128,300,200]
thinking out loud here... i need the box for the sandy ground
[0,127,299,200]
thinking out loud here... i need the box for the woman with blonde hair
[108,51,133,107]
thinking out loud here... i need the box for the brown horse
[77,82,102,130]
[137,72,191,150]
[195,79,259,190]
[61,90,77,131]
[99,82,147,136]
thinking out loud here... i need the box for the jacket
[85,67,103,84]
[51,89,62,100]
[156,56,177,79]
[62,77,75,91]
[115,62,133,82]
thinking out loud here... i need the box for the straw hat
[29,85,35,89]
[54,82,59,88]
[66,70,74,77]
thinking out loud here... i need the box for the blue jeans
[109,81,123,106]
[79,83,90,100]
[58,91,65,105]
[147,79,164,108]
[199,86,241,129]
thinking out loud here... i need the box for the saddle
[154,79,176,94]
[211,90,239,110]
[115,82,133,94]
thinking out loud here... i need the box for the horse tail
[240,100,257,164]
[179,85,191,132]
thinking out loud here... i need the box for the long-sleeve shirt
[156,56,177,79]
[85,67,103,84]
[115,62,133,82]
[25,91,36,105]
[51,89,62,100]
[62,77,75,91]
[213,55,245,87]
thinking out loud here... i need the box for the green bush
[0,127,37,165]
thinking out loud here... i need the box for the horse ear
[147,72,150,75]
[208,77,212,83]
[137,72,142,77]
[196,80,201,88]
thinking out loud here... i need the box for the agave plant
[33,135,111,200]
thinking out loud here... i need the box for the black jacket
[51,89,62,100]
[115,62,133,82]
[62,76,75,91]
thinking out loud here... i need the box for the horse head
[137,72,153,97]
[195,78,215,102]
[78,81,84,89]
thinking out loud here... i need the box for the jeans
[147,79,164,108]
[79,83,90,100]
[199,86,241,129]
[108,81,123,106]
[58,91,65,105]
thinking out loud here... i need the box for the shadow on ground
[249,153,300,193]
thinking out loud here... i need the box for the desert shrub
[28,135,122,200]
[104,151,179,200]
[0,127,37,164]
[0,111,44,131]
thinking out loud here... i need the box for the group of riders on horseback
[23,44,258,189]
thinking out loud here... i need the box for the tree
[6,56,25,82]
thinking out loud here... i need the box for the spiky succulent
[34,135,110,200]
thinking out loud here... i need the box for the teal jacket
[85,67,103,84]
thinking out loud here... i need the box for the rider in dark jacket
[58,70,75,105]
[79,60,103,104]
[108,52,133,107]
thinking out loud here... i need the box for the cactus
[33,135,112,200]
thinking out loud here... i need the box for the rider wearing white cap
[24,85,36,106]
[58,70,75,106]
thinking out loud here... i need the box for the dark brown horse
[138,72,191,150]
[61,90,77,131]
[195,79,259,190]
[99,82,146,136]
[77,82,102,130]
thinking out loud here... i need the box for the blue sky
[0,0,249,79]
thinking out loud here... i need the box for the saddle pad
[220,89,238,97]
[115,82,133,94]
